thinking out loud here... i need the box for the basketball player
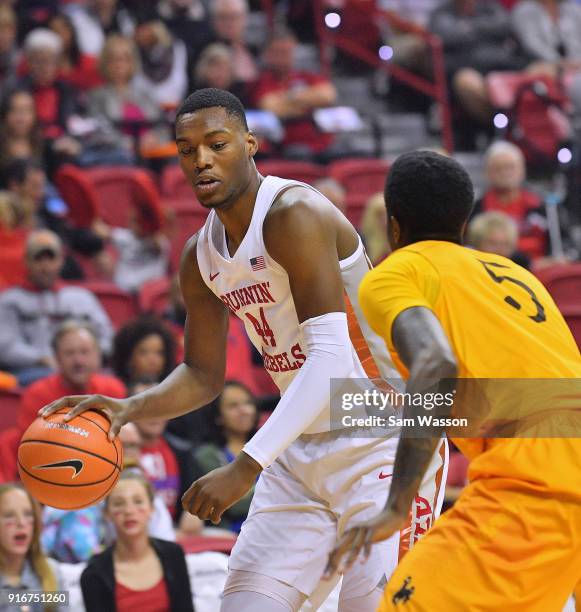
[40,89,447,611]
[326,150,581,610]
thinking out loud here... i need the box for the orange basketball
[18,409,123,510]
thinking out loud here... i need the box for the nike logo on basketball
[35,459,84,478]
[378,472,392,479]
[210,272,220,281]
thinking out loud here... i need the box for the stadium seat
[161,164,192,201]
[78,281,138,329]
[328,158,390,226]
[562,307,581,349]
[256,160,327,185]
[179,536,236,555]
[138,277,171,315]
[534,263,581,310]
[54,165,99,228]
[0,428,19,482]
[0,388,21,431]
[83,167,165,231]
[169,208,209,271]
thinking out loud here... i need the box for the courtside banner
[328,378,581,438]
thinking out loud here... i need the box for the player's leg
[224,456,338,610]
[336,438,447,612]
[379,479,581,611]
[222,570,307,612]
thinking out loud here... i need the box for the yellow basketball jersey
[359,240,581,498]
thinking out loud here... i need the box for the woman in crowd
[80,469,193,612]
[88,34,166,155]
[111,316,176,386]
[0,484,62,611]
[193,381,258,533]
[48,12,102,91]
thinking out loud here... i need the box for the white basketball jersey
[196,176,399,429]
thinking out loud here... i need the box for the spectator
[313,178,348,216]
[111,316,176,386]
[109,209,170,294]
[192,43,248,105]
[0,484,62,604]
[17,320,124,436]
[132,13,188,109]
[117,423,176,542]
[0,232,113,386]
[48,12,103,91]
[193,381,258,533]
[466,211,531,268]
[158,0,212,70]
[473,141,548,259]
[16,28,80,140]
[130,384,181,520]
[80,469,194,612]
[511,0,581,115]
[512,0,581,74]
[5,159,107,278]
[0,190,27,289]
[429,0,528,146]
[0,6,17,84]
[254,26,339,162]
[88,34,166,156]
[360,192,390,264]
[64,0,135,57]
[210,0,258,84]
[0,90,80,179]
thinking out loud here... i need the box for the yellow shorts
[379,479,581,612]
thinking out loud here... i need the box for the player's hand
[38,395,134,440]
[324,508,407,579]
[182,452,262,524]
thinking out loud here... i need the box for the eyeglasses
[31,249,58,261]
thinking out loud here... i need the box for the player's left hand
[181,452,262,524]
[324,508,407,579]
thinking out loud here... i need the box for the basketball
[17,409,123,510]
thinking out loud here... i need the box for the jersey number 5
[479,260,546,323]
[245,307,277,347]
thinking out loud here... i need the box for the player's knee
[223,569,307,612]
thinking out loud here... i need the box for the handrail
[314,1,454,152]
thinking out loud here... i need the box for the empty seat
[0,388,21,431]
[84,167,164,231]
[54,164,99,228]
[79,281,138,328]
[139,277,172,315]
[534,263,581,310]
[256,160,326,185]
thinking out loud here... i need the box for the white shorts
[228,430,448,599]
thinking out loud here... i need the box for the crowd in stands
[0,0,581,609]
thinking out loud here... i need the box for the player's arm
[182,189,358,522]
[39,234,229,437]
[325,306,457,575]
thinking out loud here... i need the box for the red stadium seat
[562,307,581,349]
[0,428,19,482]
[256,160,327,185]
[54,165,99,228]
[79,281,138,328]
[161,164,192,201]
[83,167,165,231]
[179,536,236,555]
[328,158,390,227]
[139,277,171,315]
[0,388,22,431]
[534,263,581,310]
[169,208,209,271]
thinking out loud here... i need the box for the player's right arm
[39,234,229,439]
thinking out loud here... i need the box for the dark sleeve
[156,540,194,612]
[80,562,115,612]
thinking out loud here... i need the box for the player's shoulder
[264,183,341,240]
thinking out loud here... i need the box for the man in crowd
[0,230,113,385]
